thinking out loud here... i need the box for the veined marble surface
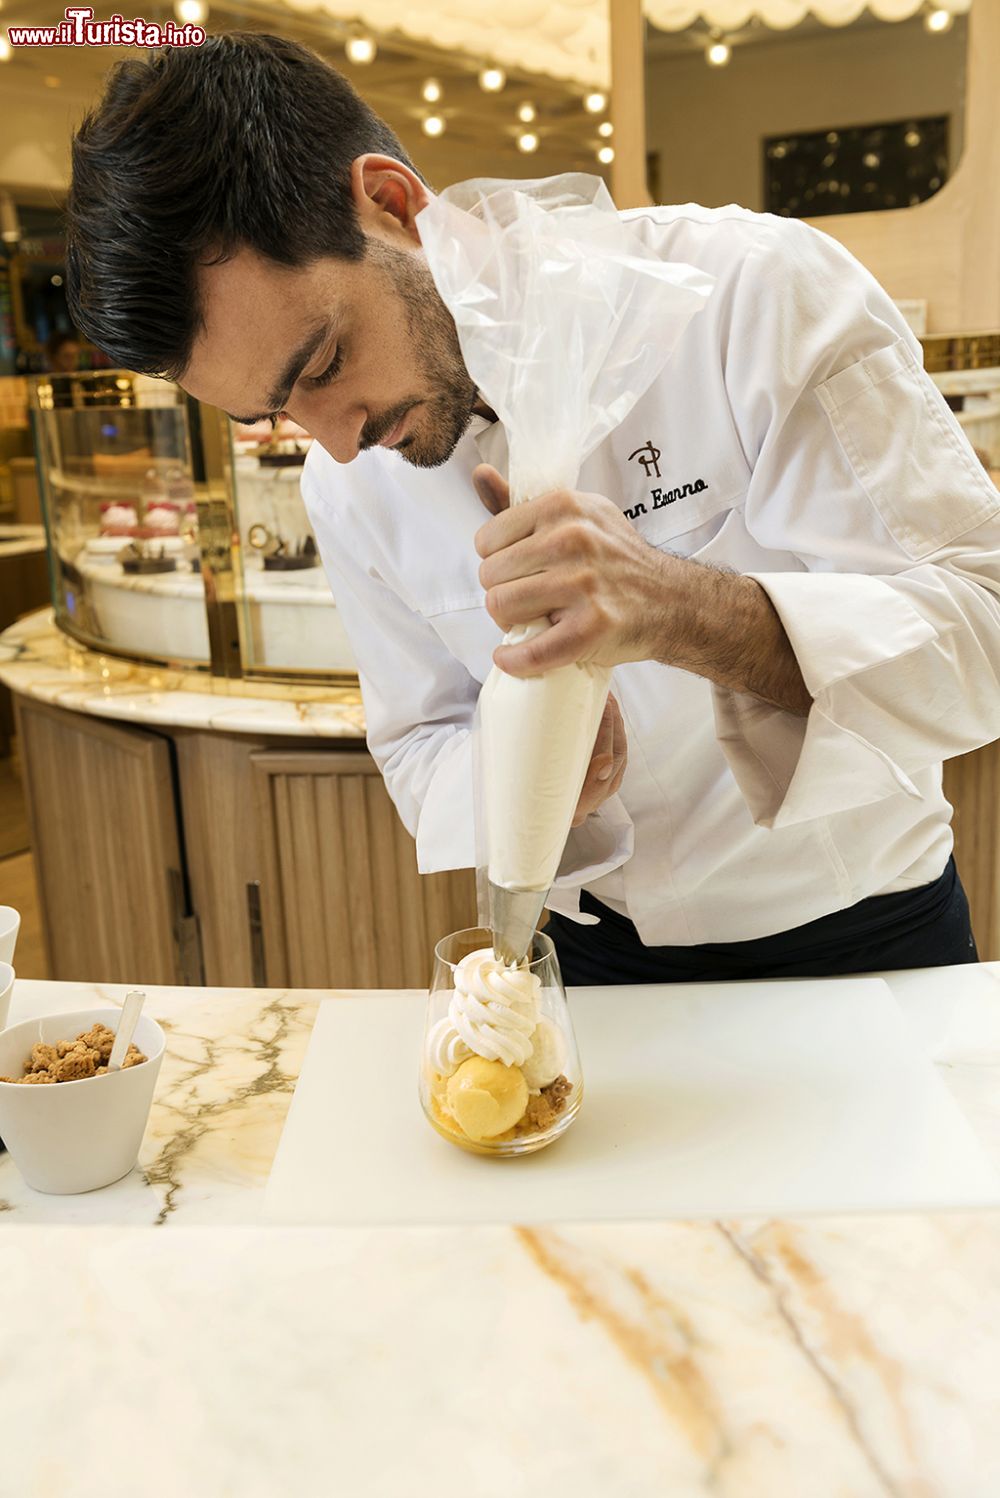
[1,968,1000,1496]
[0,608,366,738]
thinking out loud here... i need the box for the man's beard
[360,239,478,469]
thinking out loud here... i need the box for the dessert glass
[419,926,583,1158]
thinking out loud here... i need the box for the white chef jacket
[300,203,1000,946]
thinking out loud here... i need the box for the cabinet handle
[168,867,204,987]
[247,881,267,988]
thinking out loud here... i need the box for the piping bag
[418,176,714,963]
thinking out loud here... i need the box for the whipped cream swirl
[427,948,541,1073]
[425,1017,473,1077]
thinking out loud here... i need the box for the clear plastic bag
[418,175,715,957]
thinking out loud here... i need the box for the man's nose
[298,398,367,464]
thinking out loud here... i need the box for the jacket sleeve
[302,466,634,886]
[713,220,1000,830]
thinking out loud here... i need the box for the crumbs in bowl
[0,1023,147,1085]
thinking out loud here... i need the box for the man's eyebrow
[225,320,331,424]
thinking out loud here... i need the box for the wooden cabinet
[944,747,1000,959]
[15,698,188,984]
[252,750,477,989]
[12,690,1000,980]
[13,696,478,990]
[0,545,49,756]
[173,729,270,989]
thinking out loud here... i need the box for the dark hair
[66,32,418,377]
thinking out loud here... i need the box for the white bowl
[0,963,13,1031]
[0,905,18,966]
[0,1007,165,1194]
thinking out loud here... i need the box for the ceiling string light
[517,131,539,154]
[597,121,613,139]
[517,102,537,124]
[707,38,731,66]
[174,0,207,22]
[584,91,606,114]
[479,66,506,92]
[924,6,953,31]
[422,114,446,137]
[345,35,377,64]
[597,145,614,165]
[422,79,442,103]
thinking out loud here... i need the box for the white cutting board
[265,978,1000,1225]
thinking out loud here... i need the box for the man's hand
[474,464,671,676]
[473,463,812,716]
[573,694,627,828]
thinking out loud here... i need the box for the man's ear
[350,155,431,245]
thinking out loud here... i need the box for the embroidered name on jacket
[623,478,709,522]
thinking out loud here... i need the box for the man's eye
[308,348,344,388]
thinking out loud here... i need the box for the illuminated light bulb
[517,102,536,123]
[597,120,613,138]
[597,145,614,165]
[517,131,539,154]
[422,114,445,138]
[479,67,506,92]
[174,0,207,22]
[924,7,953,32]
[707,40,731,66]
[0,36,11,61]
[584,91,606,113]
[346,35,377,64]
[422,79,442,103]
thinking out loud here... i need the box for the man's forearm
[656,557,813,716]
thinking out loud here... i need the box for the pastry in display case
[28,372,356,682]
[229,415,354,674]
[31,370,212,663]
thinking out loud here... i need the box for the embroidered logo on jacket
[625,439,708,520]
[627,439,662,479]
[623,479,709,522]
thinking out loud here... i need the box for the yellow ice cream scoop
[446,1056,529,1142]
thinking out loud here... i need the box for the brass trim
[921,333,1000,374]
[186,394,245,681]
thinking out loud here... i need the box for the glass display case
[29,370,357,684]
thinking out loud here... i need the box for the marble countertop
[0,523,46,559]
[2,966,1000,1496]
[0,608,366,739]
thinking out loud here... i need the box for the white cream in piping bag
[425,948,564,1089]
[480,618,611,894]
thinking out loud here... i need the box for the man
[44,328,82,373]
[67,33,1000,983]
